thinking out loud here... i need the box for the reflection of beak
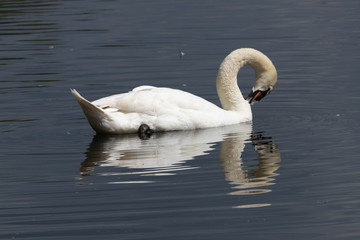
[246,89,271,104]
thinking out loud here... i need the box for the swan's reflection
[220,132,281,208]
[79,123,281,208]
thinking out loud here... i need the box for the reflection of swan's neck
[216,48,275,111]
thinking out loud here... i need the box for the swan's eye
[263,87,273,96]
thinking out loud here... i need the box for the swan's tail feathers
[71,89,112,133]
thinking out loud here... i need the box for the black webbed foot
[138,124,154,140]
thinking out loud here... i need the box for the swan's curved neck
[216,48,275,111]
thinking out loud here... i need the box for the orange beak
[246,89,271,104]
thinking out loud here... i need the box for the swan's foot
[138,124,154,140]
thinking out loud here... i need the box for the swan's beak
[246,89,271,104]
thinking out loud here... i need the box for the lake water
[1,0,359,239]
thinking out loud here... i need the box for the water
[1,0,359,239]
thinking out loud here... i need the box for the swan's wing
[132,85,157,92]
[92,86,221,116]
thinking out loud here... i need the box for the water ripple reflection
[78,124,281,208]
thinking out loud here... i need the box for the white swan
[71,48,277,134]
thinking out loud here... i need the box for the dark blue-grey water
[1,0,359,239]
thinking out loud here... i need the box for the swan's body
[72,48,277,134]
[71,86,250,133]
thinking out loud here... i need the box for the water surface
[0,0,359,239]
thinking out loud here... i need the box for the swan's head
[246,66,277,104]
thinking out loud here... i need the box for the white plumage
[72,48,277,134]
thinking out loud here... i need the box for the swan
[71,48,277,134]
